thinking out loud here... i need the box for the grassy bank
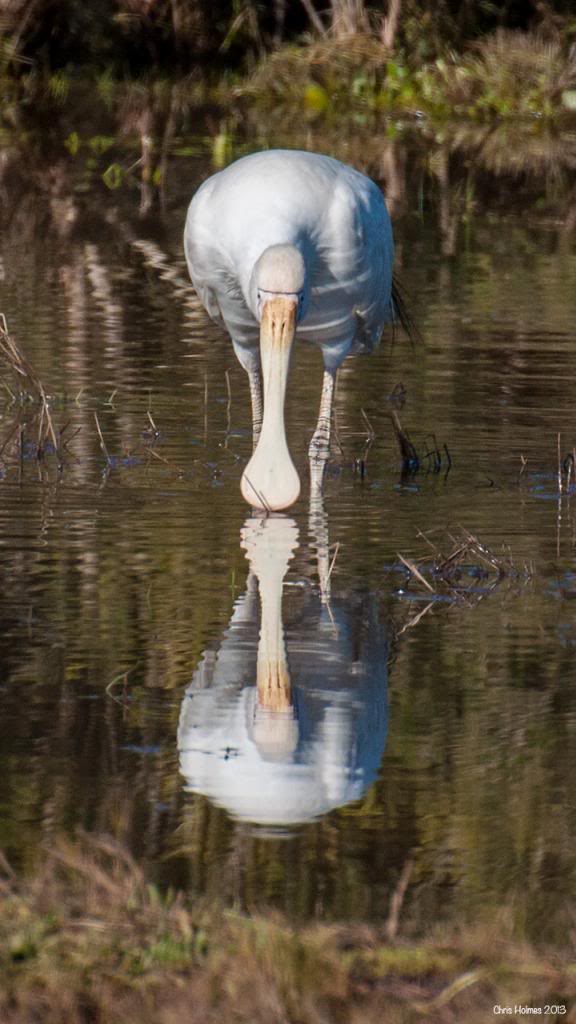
[2,1,576,122]
[1,835,575,1024]
[240,29,576,121]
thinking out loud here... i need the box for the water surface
[0,89,575,943]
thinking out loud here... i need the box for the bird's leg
[246,363,263,451]
[308,491,332,605]
[309,369,336,497]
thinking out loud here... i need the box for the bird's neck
[240,300,300,511]
[240,516,299,710]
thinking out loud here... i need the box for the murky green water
[1,87,575,943]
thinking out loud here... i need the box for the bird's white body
[184,149,396,510]
[185,149,394,372]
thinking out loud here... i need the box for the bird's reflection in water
[178,512,388,830]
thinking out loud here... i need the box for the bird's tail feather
[391,276,422,347]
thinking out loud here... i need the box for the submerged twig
[105,664,140,707]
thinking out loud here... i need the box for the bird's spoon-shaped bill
[241,514,299,723]
[241,298,301,511]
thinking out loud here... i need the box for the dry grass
[422,30,576,118]
[244,30,386,105]
[0,313,60,466]
[242,25,576,120]
[393,526,532,612]
[0,314,187,481]
[1,834,575,1024]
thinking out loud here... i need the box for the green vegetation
[2,2,576,120]
[243,28,576,120]
[1,835,575,1023]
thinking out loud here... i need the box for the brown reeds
[394,526,530,605]
[0,313,60,465]
[0,832,575,1024]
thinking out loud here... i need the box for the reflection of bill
[178,514,388,827]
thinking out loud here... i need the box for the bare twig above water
[393,527,531,608]
[0,313,60,463]
[326,541,341,585]
[556,437,576,557]
[388,408,419,469]
[397,552,435,593]
[241,473,272,514]
[384,385,451,477]
[143,445,185,479]
[93,411,110,462]
[360,407,376,441]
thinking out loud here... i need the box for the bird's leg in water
[308,491,332,605]
[309,369,336,496]
[246,364,263,450]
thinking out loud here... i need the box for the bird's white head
[241,245,307,512]
[253,244,307,323]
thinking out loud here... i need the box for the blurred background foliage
[2,1,576,120]
[0,2,573,79]
[0,0,574,71]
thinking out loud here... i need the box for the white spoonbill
[184,149,397,511]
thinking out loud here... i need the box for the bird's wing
[348,173,394,336]
[184,173,258,338]
[314,168,394,350]
[183,178,227,324]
